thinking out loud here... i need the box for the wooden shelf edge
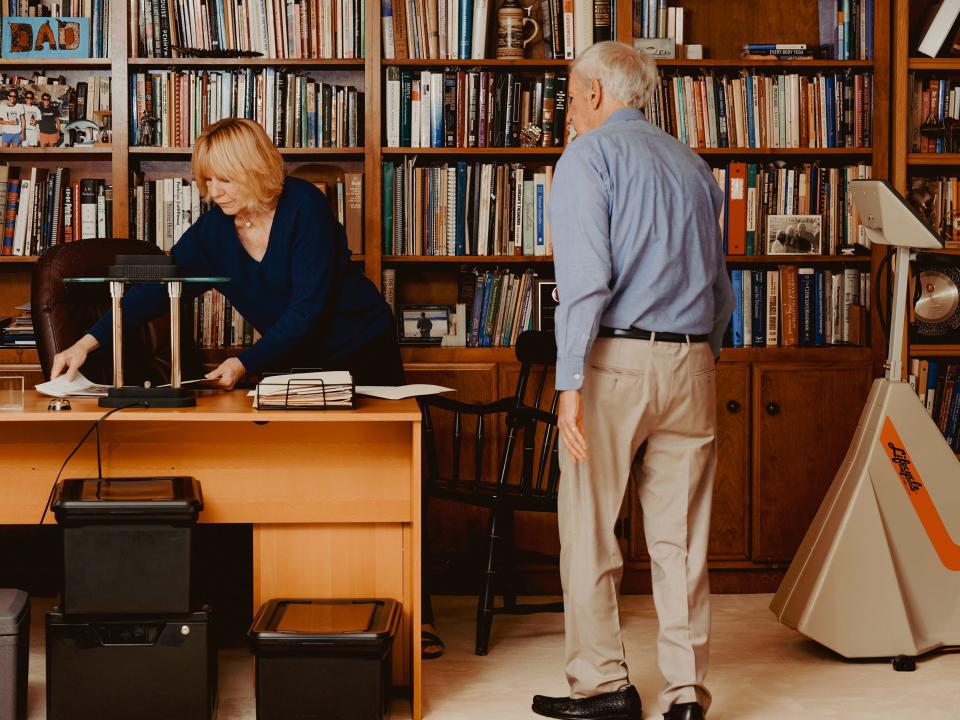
[382,59,570,67]
[384,255,553,263]
[725,255,872,264]
[399,345,872,363]
[128,57,365,67]
[907,58,960,70]
[657,59,875,68]
[908,153,960,165]
[379,59,873,69]
[0,256,38,263]
[0,58,110,67]
[1,147,111,155]
[381,147,564,155]
[694,147,872,155]
[130,147,365,156]
[722,346,872,361]
[910,346,960,357]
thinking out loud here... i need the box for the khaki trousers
[558,336,716,713]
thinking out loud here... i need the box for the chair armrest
[418,395,517,416]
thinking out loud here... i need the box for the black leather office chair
[32,238,204,385]
[419,330,563,655]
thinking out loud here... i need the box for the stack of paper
[35,373,110,397]
[251,370,354,409]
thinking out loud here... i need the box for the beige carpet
[26,594,960,719]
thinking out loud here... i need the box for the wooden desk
[0,391,423,718]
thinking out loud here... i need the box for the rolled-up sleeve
[549,142,612,391]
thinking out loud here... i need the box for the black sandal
[421,629,445,660]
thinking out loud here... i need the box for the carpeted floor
[25,594,960,719]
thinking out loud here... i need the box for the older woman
[51,117,402,388]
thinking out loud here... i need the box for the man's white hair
[570,41,658,110]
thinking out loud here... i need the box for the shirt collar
[603,107,646,127]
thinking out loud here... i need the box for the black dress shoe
[663,702,705,720]
[531,686,642,720]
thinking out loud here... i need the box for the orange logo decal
[880,417,960,571]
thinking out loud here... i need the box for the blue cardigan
[88,177,392,372]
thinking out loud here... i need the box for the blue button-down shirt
[549,107,734,390]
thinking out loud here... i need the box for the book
[343,172,364,254]
[917,0,960,57]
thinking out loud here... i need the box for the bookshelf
[891,0,960,456]
[0,0,892,593]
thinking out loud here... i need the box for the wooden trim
[907,153,960,166]
[383,59,571,67]
[128,58,366,68]
[128,147,366,157]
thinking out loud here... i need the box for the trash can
[0,590,28,720]
[45,607,216,720]
[52,476,203,615]
[250,598,401,720]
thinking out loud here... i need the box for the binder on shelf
[252,370,355,410]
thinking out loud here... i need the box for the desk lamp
[66,255,228,408]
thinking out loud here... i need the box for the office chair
[32,238,204,385]
[419,330,563,655]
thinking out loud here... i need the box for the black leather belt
[598,326,708,343]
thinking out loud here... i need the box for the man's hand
[205,357,246,389]
[557,389,587,462]
[50,334,99,380]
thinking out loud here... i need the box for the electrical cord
[39,401,146,526]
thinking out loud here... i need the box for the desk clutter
[46,476,216,720]
[252,370,355,409]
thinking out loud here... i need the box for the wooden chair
[419,330,563,655]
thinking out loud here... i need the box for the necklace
[236,213,254,229]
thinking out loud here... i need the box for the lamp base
[99,386,197,408]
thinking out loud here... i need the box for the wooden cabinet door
[627,361,751,562]
[711,362,751,559]
[753,363,872,563]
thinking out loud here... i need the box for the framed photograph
[533,279,559,332]
[2,17,90,59]
[766,214,823,255]
[1,82,72,148]
[399,305,451,345]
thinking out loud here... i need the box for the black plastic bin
[0,590,29,720]
[52,476,203,615]
[250,598,401,720]
[45,608,216,720]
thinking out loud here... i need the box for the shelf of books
[1,0,117,371]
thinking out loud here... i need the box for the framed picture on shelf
[534,279,559,331]
[399,305,451,345]
[766,215,823,255]
[0,82,72,148]
[1,17,90,59]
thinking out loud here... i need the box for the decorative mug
[496,0,539,60]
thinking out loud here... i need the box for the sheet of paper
[355,384,455,400]
[35,373,110,398]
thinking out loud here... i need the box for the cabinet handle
[726,400,741,414]
[765,401,781,416]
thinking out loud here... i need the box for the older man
[532,42,734,720]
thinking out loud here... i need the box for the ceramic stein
[496,0,539,60]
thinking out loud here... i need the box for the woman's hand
[50,334,100,380]
[205,357,246,389]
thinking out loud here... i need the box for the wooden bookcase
[0,0,890,592]
[890,0,960,456]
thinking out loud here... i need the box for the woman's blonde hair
[192,118,285,213]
